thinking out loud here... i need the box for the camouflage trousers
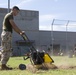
[0,31,12,64]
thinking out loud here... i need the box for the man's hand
[20,31,25,35]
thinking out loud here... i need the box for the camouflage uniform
[0,12,13,65]
[1,31,12,64]
[0,6,20,70]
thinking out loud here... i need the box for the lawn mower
[19,33,54,70]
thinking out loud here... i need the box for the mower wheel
[19,64,26,70]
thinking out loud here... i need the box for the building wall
[39,31,76,55]
[0,8,76,56]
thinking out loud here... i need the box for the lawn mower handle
[21,33,37,51]
[21,33,29,41]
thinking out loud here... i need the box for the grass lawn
[0,56,76,75]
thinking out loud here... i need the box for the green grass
[0,56,76,75]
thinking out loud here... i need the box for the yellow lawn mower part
[43,53,54,63]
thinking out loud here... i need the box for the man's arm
[9,19,23,35]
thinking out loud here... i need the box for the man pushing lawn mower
[0,6,24,70]
[0,6,55,70]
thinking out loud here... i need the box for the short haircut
[12,6,20,11]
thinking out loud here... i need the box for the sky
[0,0,76,31]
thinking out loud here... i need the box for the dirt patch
[58,65,76,69]
[26,63,76,72]
[26,63,58,72]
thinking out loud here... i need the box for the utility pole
[8,0,10,12]
[51,19,55,56]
